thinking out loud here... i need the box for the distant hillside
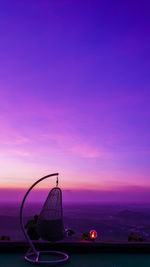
[115,209,150,221]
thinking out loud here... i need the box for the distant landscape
[0,202,150,242]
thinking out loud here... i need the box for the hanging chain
[56,175,59,187]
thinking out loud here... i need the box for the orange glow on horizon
[1,173,150,192]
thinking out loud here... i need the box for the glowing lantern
[89,230,97,240]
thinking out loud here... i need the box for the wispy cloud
[9,149,30,157]
[0,115,30,145]
[41,132,111,159]
[69,144,100,158]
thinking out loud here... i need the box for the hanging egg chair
[20,173,69,265]
[37,187,65,242]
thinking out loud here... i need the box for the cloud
[0,115,30,145]
[41,133,110,159]
[69,144,100,158]
[4,135,30,145]
[9,149,30,157]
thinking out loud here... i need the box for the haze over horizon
[1,186,150,204]
[0,0,150,202]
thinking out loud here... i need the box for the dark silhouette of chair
[20,173,69,265]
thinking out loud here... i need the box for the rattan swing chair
[20,173,69,265]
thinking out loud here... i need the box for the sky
[0,0,150,202]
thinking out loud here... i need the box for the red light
[89,230,97,240]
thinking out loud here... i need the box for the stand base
[25,250,69,265]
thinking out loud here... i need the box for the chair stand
[25,250,69,265]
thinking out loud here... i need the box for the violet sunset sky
[0,0,150,202]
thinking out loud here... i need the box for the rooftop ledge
[1,241,150,253]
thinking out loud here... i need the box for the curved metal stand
[25,251,69,265]
[20,173,69,265]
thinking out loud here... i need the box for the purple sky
[0,1,150,202]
